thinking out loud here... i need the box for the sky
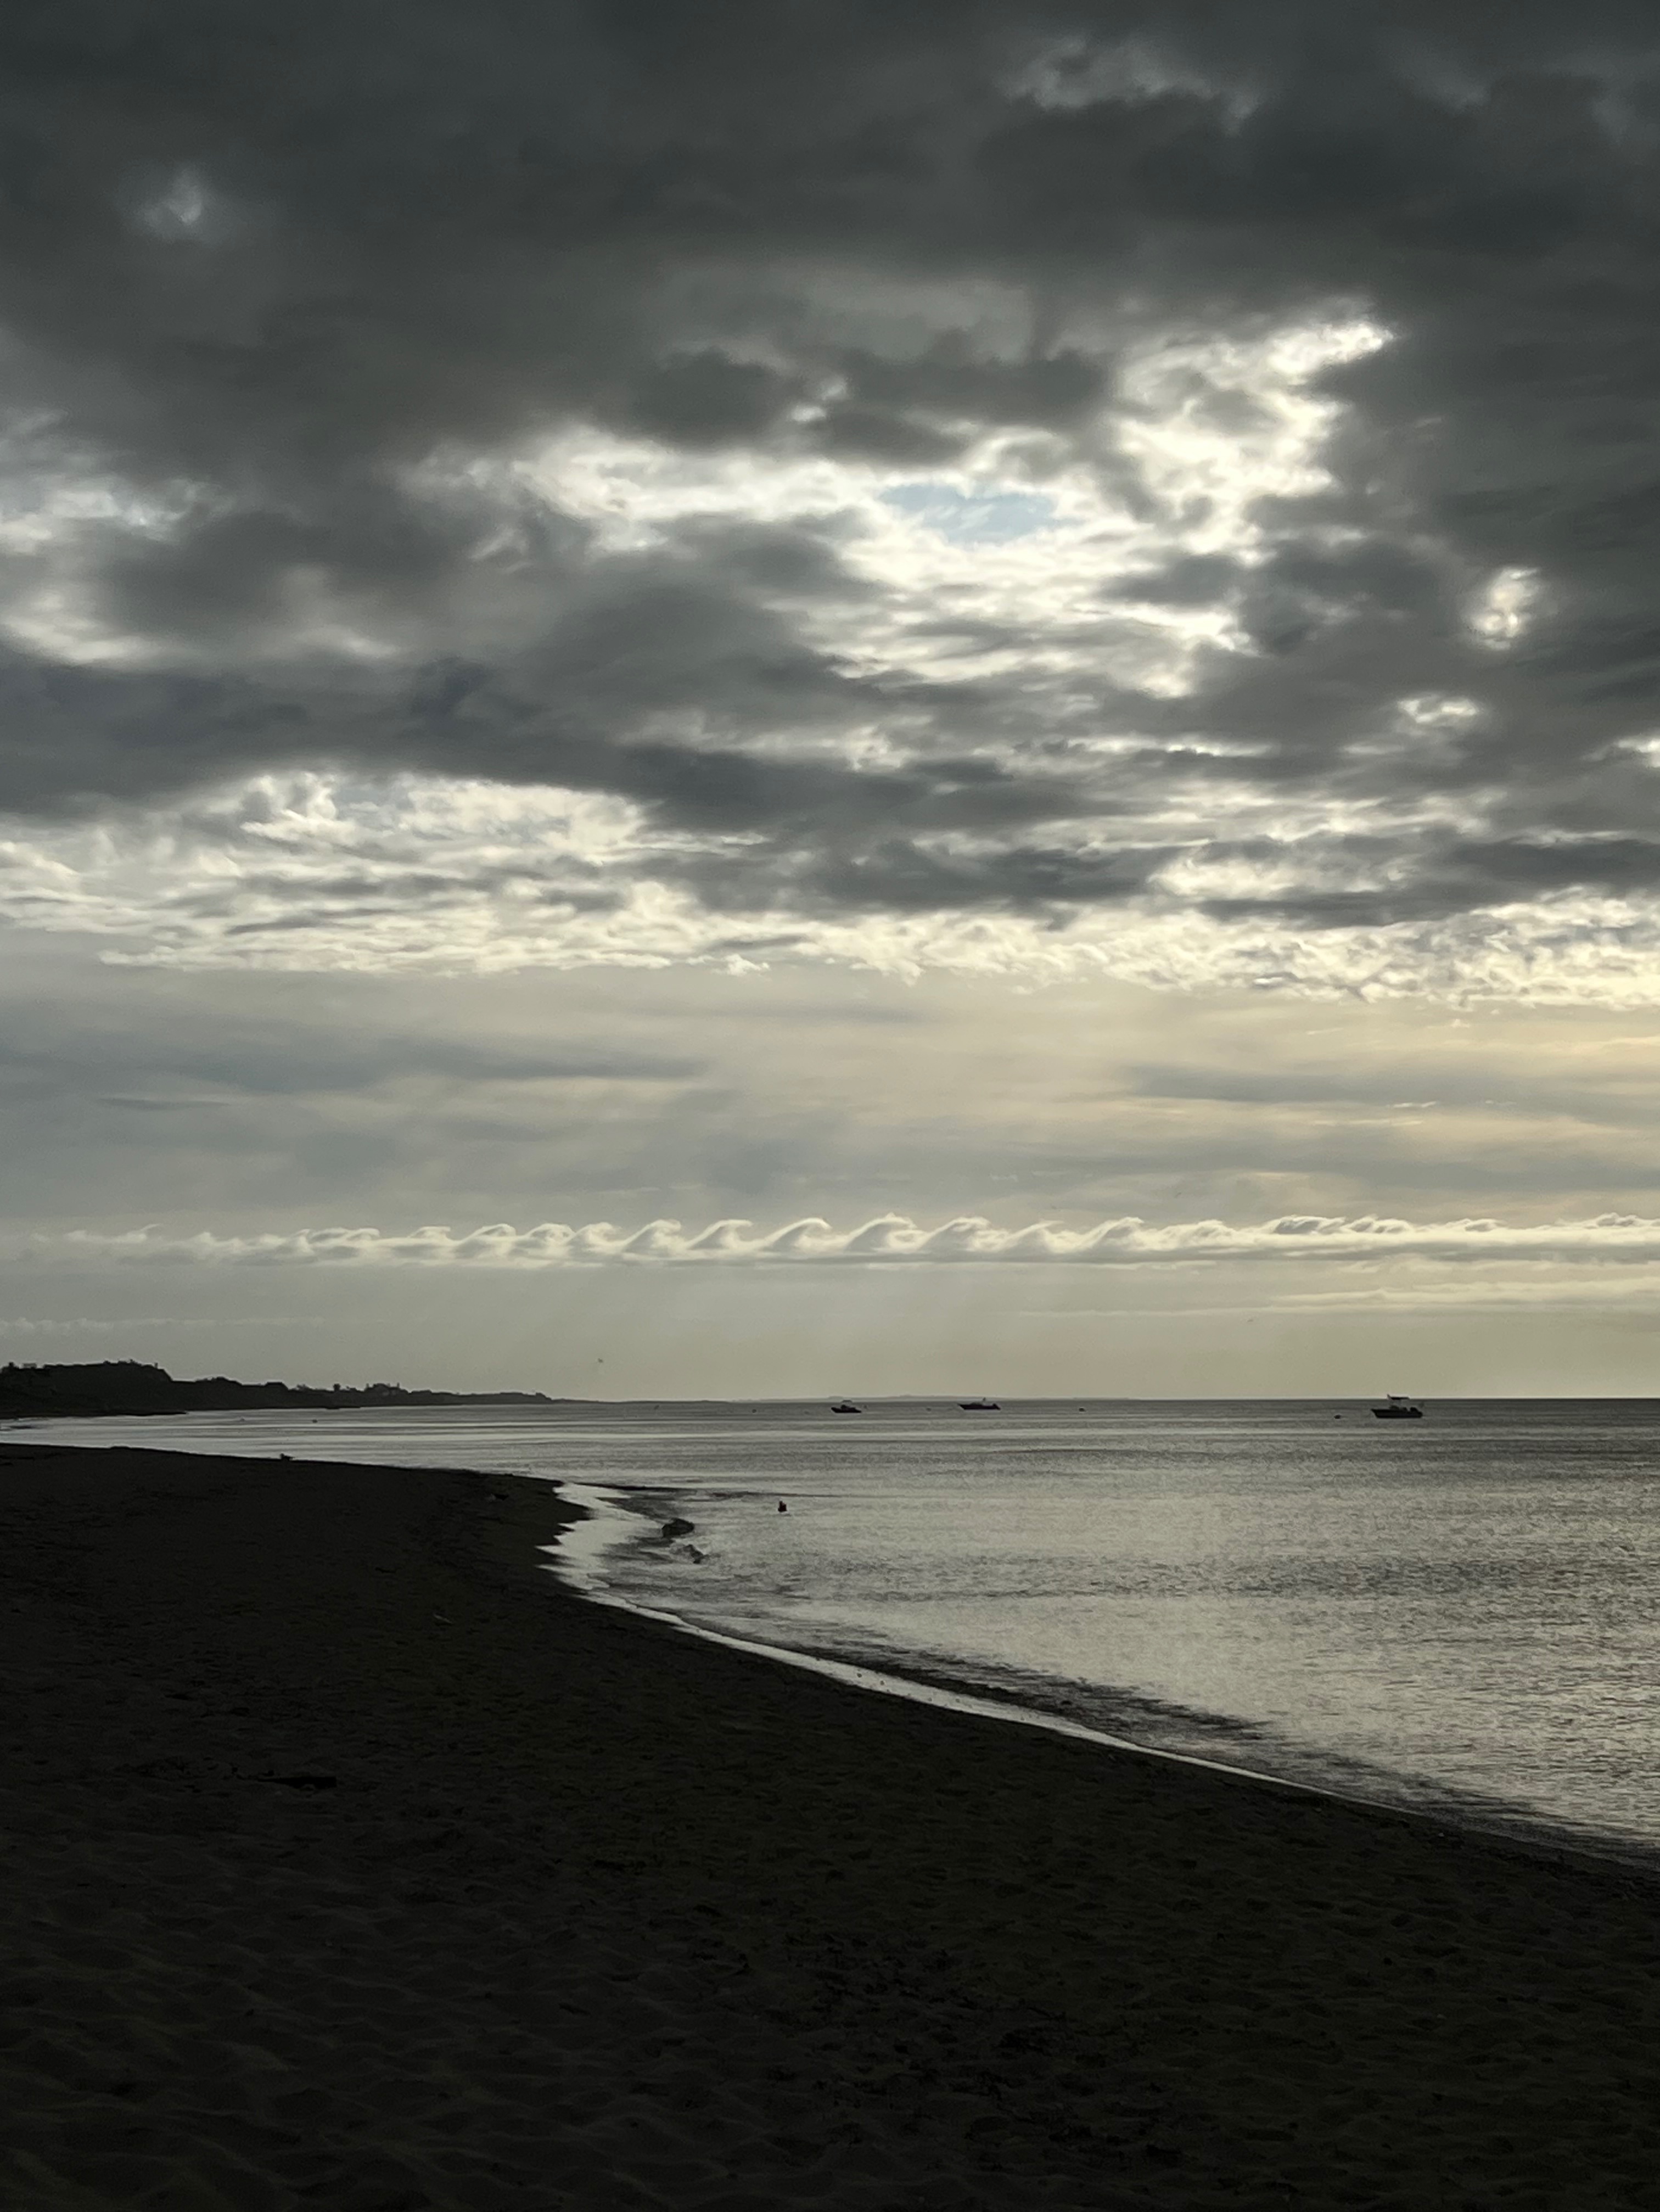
[10,2,1660,1395]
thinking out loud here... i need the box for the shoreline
[555,1471,1660,1888]
[19,1430,1644,1883]
[16,1430,1650,1883]
[7,1437,1660,2208]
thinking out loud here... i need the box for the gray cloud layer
[5,3,1660,972]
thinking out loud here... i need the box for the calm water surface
[20,1398,1660,1860]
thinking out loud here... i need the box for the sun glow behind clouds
[1115,317,1389,552]
[1470,567,1540,647]
[521,306,1396,710]
[1,302,1374,684]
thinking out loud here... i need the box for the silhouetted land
[0,1359,554,1421]
[3,1437,1660,2208]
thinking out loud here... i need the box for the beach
[4,1440,1659,2210]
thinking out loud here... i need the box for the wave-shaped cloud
[20,1213,1660,1270]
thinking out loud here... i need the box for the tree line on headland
[0,1360,554,1420]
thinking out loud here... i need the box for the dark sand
[4,1442,1660,2210]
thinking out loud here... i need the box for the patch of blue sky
[881,481,1058,544]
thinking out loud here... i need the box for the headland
[0,1358,556,1421]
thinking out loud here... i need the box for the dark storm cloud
[599,351,803,449]
[9,2,1660,940]
[1198,835,1660,929]
[675,836,1177,917]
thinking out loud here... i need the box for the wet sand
[4,1438,1660,2210]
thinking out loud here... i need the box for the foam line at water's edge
[536,1479,1660,1884]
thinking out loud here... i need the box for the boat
[1372,1394,1423,1420]
[959,1398,1000,1411]
[829,1400,862,1414]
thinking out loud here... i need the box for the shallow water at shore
[20,1396,1660,1858]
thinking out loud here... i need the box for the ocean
[19,1397,1660,1864]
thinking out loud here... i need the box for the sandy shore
[4,1441,1660,2210]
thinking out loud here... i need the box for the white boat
[1372,1393,1423,1420]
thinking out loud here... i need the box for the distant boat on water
[830,1400,862,1414]
[1372,1394,1424,1420]
[959,1398,1000,1410]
